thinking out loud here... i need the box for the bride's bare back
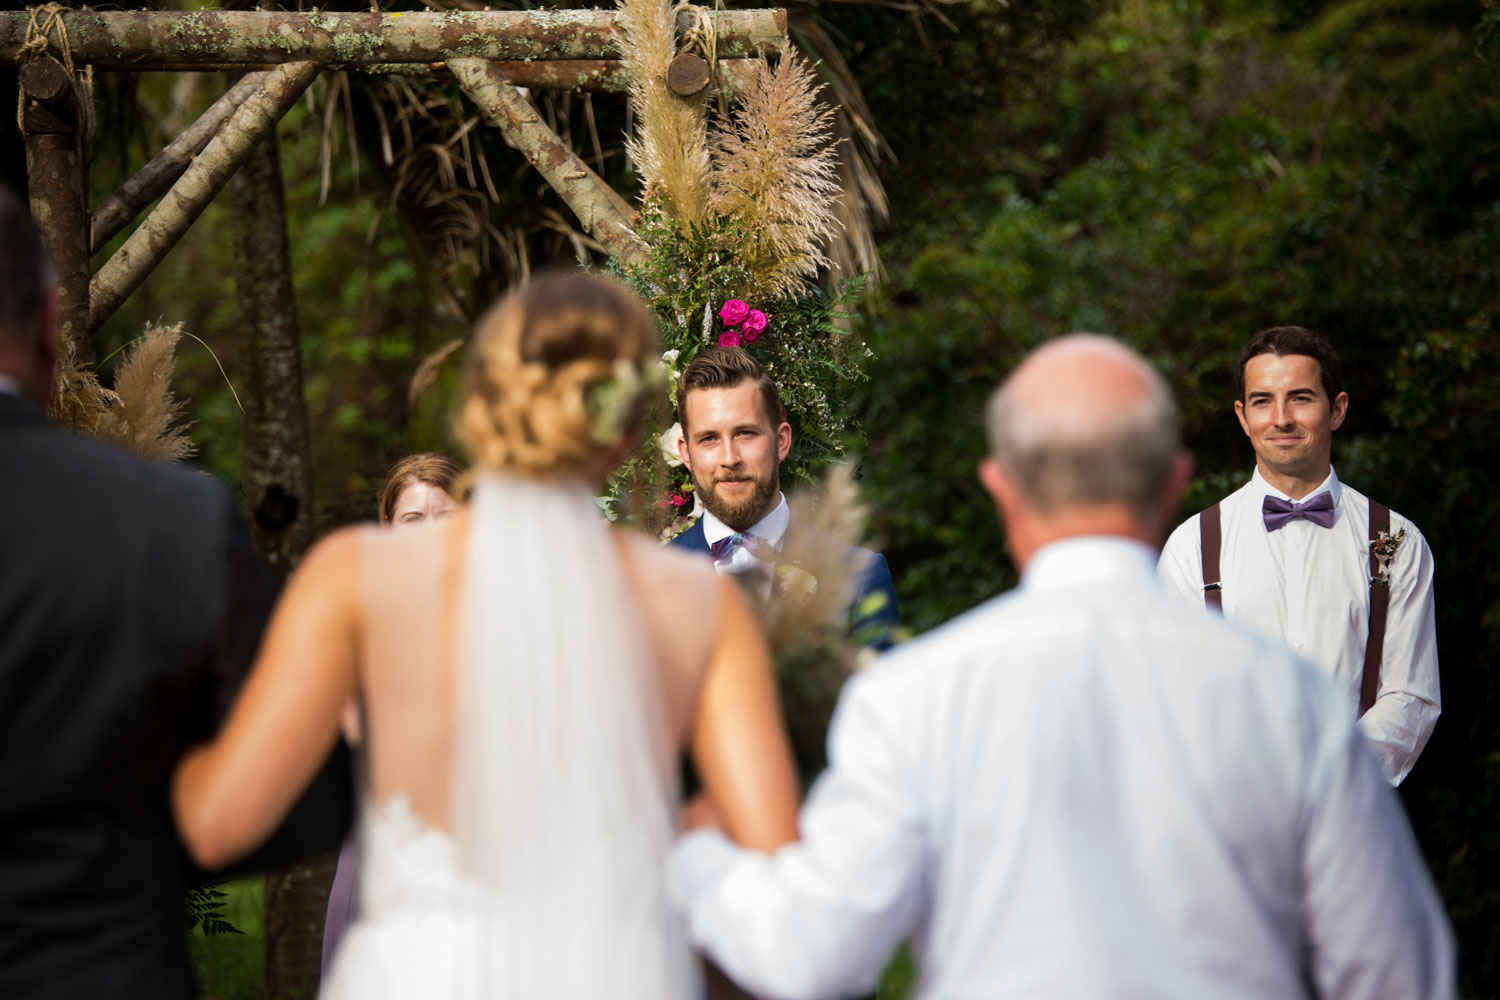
[173,510,799,869]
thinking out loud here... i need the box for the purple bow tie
[1262,491,1336,531]
[709,532,769,562]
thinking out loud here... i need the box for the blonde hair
[458,271,661,479]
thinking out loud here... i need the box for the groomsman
[668,347,899,642]
[669,335,1453,999]
[1158,326,1439,785]
[0,188,351,1000]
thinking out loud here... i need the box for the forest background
[3,0,1498,996]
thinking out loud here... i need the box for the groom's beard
[694,461,781,533]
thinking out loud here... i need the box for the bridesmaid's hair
[457,271,660,480]
[377,452,464,524]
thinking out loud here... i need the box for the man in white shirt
[667,347,899,641]
[668,334,1454,1000]
[1158,326,1439,785]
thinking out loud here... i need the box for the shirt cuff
[667,828,742,915]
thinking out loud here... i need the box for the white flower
[661,349,680,367]
[659,422,685,467]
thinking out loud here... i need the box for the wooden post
[20,55,91,363]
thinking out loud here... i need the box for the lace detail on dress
[357,794,479,918]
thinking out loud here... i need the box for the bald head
[986,334,1181,523]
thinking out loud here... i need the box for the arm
[174,528,361,870]
[1355,523,1440,785]
[1157,516,1205,605]
[671,663,929,1000]
[1299,674,1455,998]
[690,574,801,852]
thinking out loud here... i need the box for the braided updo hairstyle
[458,271,661,480]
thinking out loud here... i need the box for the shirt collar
[699,492,790,550]
[1250,464,1342,506]
[0,372,23,399]
[1021,536,1161,594]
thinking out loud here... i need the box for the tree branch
[451,58,644,268]
[88,61,318,332]
[0,9,787,67]
[90,72,267,252]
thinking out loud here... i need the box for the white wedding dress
[321,475,718,998]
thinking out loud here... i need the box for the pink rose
[742,309,767,342]
[719,299,750,326]
[718,329,742,348]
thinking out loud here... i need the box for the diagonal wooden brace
[91,71,269,253]
[450,57,644,268]
[88,62,318,333]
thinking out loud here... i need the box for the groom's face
[679,380,792,532]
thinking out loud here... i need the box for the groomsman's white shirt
[701,493,788,598]
[1158,467,1439,785]
[669,537,1453,1000]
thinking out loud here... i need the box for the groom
[668,347,899,643]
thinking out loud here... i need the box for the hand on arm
[173,529,362,870]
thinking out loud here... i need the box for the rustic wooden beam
[20,55,92,364]
[450,58,643,267]
[91,72,268,253]
[88,61,319,332]
[0,9,787,67]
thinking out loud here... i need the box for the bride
[172,272,801,996]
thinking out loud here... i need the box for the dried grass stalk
[710,53,841,297]
[762,462,869,656]
[94,322,197,462]
[619,0,712,224]
[48,336,117,435]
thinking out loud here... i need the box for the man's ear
[676,429,692,471]
[1153,450,1195,542]
[1329,391,1349,431]
[1233,398,1250,437]
[775,420,792,463]
[978,457,1013,514]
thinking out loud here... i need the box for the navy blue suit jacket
[668,516,900,644]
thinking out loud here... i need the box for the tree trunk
[226,101,328,1000]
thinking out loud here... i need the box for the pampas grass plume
[95,322,196,462]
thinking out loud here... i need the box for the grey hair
[985,335,1181,520]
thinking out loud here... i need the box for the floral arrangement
[603,0,873,535]
[1371,526,1407,587]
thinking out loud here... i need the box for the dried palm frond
[710,53,842,297]
[762,462,871,656]
[48,337,116,435]
[619,0,713,224]
[408,336,466,410]
[95,322,196,462]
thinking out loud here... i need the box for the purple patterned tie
[1262,491,1336,531]
[709,532,768,562]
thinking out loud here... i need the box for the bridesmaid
[320,453,463,978]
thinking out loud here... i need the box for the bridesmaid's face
[392,481,457,529]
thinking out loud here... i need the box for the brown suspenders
[1198,497,1389,718]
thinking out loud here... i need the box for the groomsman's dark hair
[0,186,51,345]
[1237,326,1344,403]
[677,347,786,433]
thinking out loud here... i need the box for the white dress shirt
[669,537,1453,1000]
[1158,467,1440,785]
[700,493,789,597]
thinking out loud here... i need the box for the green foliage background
[8,0,1496,994]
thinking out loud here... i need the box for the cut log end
[666,53,710,96]
[19,56,70,103]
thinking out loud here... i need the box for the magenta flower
[718,329,742,348]
[719,299,750,326]
[742,309,767,342]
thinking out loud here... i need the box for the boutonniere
[1370,527,1408,587]
[775,563,819,605]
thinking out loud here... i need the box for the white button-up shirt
[700,494,789,597]
[669,537,1453,1000]
[1159,467,1439,785]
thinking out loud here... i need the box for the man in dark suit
[668,347,899,642]
[0,187,351,1000]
